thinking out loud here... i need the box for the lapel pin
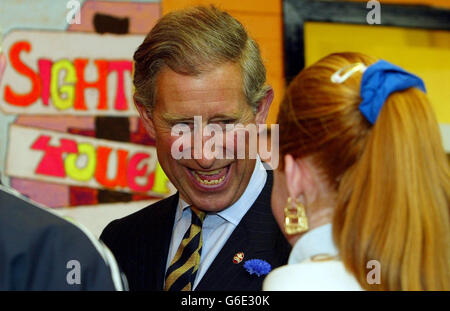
[233,252,244,264]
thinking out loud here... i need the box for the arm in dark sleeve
[0,186,127,291]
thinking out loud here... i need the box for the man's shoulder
[100,193,178,240]
[110,193,177,225]
[0,187,122,290]
[0,186,87,243]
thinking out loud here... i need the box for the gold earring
[284,197,308,235]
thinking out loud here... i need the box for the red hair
[277,52,450,290]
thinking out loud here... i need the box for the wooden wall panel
[162,0,449,124]
[162,0,284,124]
[351,0,450,9]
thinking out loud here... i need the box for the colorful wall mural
[1,0,448,237]
[0,0,174,236]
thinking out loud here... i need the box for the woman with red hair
[264,52,449,290]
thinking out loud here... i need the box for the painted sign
[6,124,172,196]
[0,30,143,116]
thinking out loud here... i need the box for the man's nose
[194,156,216,169]
[192,127,217,169]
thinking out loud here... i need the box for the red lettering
[38,59,52,106]
[74,59,108,110]
[4,41,42,106]
[108,61,132,111]
[127,153,155,192]
[31,136,78,177]
[95,146,128,189]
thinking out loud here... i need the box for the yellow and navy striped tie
[164,207,206,291]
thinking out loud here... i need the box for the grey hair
[133,5,270,114]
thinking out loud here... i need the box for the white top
[263,224,363,291]
[166,156,267,289]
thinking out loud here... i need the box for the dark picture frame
[283,0,450,84]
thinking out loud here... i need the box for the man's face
[138,62,265,212]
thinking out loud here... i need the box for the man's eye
[174,122,194,128]
[222,120,235,124]
[213,120,235,125]
[207,120,236,131]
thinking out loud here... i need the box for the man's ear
[255,87,274,125]
[134,96,156,139]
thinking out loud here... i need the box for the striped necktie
[164,207,206,291]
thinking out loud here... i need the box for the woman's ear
[284,154,302,199]
[134,96,156,139]
[285,154,316,203]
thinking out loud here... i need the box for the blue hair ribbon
[359,60,426,124]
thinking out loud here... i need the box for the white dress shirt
[165,156,267,289]
[263,223,363,291]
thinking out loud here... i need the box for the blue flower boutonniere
[243,259,271,277]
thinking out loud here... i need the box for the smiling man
[100,5,291,291]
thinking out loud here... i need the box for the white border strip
[440,123,450,153]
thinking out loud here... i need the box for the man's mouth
[187,164,231,189]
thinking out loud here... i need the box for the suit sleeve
[0,186,128,291]
[0,219,127,290]
[46,221,128,291]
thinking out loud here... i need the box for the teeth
[196,175,225,185]
[193,171,226,185]
[196,168,222,175]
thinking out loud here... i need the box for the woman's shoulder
[263,256,363,291]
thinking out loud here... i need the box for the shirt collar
[288,223,339,264]
[177,156,267,226]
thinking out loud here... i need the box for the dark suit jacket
[100,170,291,291]
[0,186,125,290]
